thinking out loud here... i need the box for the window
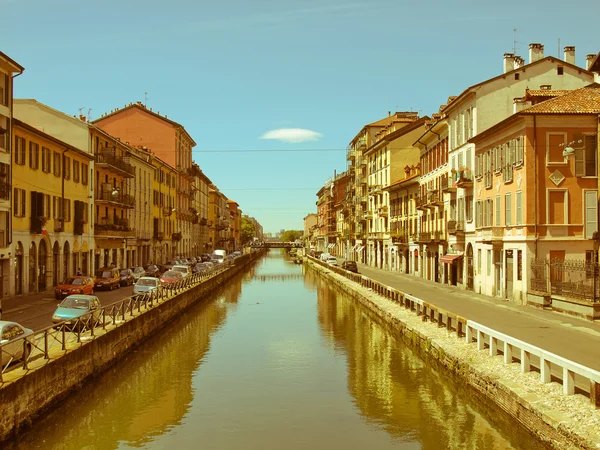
[557,66,564,75]
[515,191,522,225]
[503,142,514,182]
[495,195,501,226]
[465,195,473,222]
[42,194,51,218]
[82,163,88,185]
[63,199,71,222]
[548,190,567,224]
[484,198,493,227]
[53,151,61,177]
[515,136,524,166]
[13,188,26,217]
[14,136,26,165]
[29,142,39,169]
[505,193,512,226]
[73,160,80,183]
[487,250,492,276]
[475,200,482,228]
[547,133,566,164]
[517,250,522,281]
[514,73,520,80]
[53,196,60,219]
[41,147,51,173]
[585,190,598,239]
[63,156,71,180]
[574,134,598,177]
[478,249,482,273]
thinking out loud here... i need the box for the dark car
[119,269,135,286]
[94,268,121,291]
[144,265,160,277]
[341,261,359,273]
[200,254,212,262]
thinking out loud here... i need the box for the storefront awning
[440,254,463,264]
[328,243,335,249]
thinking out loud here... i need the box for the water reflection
[8,290,231,450]
[314,272,546,450]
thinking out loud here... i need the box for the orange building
[93,103,197,258]
[470,85,599,305]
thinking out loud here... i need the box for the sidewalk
[343,260,600,371]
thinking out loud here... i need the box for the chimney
[513,98,532,113]
[513,56,524,69]
[586,54,595,70]
[563,46,575,65]
[388,111,391,117]
[503,53,515,73]
[529,43,544,64]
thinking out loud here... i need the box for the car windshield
[137,278,158,286]
[63,277,83,285]
[60,297,90,310]
[120,270,130,276]
[173,267,187,273]
[163,271,180,278]
[96,271,113,278]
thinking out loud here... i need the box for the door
[505,250,514,300]
[466,244,474,290]
[494,250,502,297]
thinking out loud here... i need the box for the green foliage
[280,230,302,242]
[241,217,256,244]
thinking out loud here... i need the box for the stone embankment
[307,258,600,450]
[0,251,264,444]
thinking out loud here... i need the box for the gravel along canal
[7,251,547,449]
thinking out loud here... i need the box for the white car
[326,256,338,266]
[0,321,33,367]
[172,265,191,278]
[133,277,161,295]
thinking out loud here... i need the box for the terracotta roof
[521,84,600,114]
[524,89,570,98]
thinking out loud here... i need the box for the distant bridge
[254,274,304,282]
[249,241,303,249]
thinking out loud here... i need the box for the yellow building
[208,188,229,252]
[1,51,24,298]
[151,157,177,263]
[12,119,93,294]
[227,199,241,252]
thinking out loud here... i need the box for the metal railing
[0,258,244,383]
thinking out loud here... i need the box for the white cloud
[260,128,322,144]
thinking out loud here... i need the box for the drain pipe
[533,115,538,258]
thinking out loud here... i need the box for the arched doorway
[53,241,60,286]
[15,242,23,295]
[63,241,70,280]
[28,241,37,293]
[466,244,474,291]
[38,239,47,291]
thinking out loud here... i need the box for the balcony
[163,207,175,216]
[427,191,444,207]
[137,230,152,240]
[96,190,135,208]
[432,230,445,242]
[390,228,408,244]
[95,217,134,237]
[418,232,432,243]
[378,205,388,217]
[369,185,382,194]
[441,176,457,193]
[447,220,465,235]
[95,152,135,178]
[365,210,374,218]
[0,180,9,201]
[454,170,473,188]
[416,196,427,211]
[347,149,356,160]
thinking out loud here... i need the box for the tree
[241,217,256,244]
[281,230,302,242]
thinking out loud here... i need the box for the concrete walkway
[343,261,600,372]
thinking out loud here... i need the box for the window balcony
[418,232,431,243]
[96,190,135,208]
[94,217,135,237]
[378,205,388,217]
[347,149,356,160]
[454,171,473,188]
[95,152,135,178]
[447,220,465,235]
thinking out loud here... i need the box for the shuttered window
[585,190,598,239]
[505,193,512,226]
[495,195,501,226]
[516,191,522,225]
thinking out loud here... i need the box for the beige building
[364,114,428,269]
[128,146,154,266]
[303,213,317,248]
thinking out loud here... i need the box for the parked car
[94,267,121,291]
[172,265,191,278]
[144,265,160,277]
[193,262,210,273]
[119,269,135,287]
[133,277,161,295]
[0,321,33,367]
[320,253,331,261]
[326,256,338,266]
[211,255,225,265]
[231,251,242,258]
[160,270,183,285]
[52,295,102,328]
[200,254,212,262]
[55,276,94,300]
[131,266,146,281]
[341,261,359,273]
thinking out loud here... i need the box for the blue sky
[2,0,598,233]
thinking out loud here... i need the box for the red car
[55,276,94,300]
[160,270,183,285]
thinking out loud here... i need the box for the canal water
[8,251,546,450]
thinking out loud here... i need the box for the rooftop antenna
[87,108,92,121]
[78,106,85,116]
[144,92,148,107]
[557,37,560,58]
[513,28,517,54]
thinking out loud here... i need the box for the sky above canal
[2,0,598,233]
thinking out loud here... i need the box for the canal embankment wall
[0,251,265,444]
[306,257,600,450]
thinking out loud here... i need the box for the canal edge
[305,258,599,450]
